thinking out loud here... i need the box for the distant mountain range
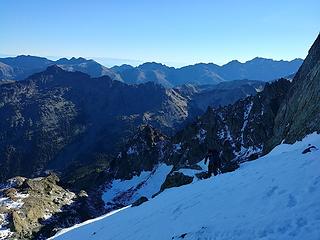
[0,55,122,82]
[0,55,302,87]
[112,58,302,87]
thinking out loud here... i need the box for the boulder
[132,196,148,207]
[160,172,194,192]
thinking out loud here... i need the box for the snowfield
[102,164,172,206]
[52,133,320,240]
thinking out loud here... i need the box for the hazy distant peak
[111,64,135,72]
[223,59,242,66]
[56,57,91,64]
[245,57,304,64]
[137,62,175,70]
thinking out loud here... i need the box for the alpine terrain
[49,34,320,240]
[0,2,319,239]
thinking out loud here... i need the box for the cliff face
[167,79,291,169]
[268,34,320,150]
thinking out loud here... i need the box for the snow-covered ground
[52,133,320,240]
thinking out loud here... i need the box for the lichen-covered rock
[0,174,76,239]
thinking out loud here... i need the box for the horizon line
[0,53,304,69]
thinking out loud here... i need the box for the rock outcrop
[0,174,104,240]
[168,78,291,170]
[268,34,320,149]
[160,172,194,191]
[0,174,74,239]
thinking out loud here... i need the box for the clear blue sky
[1,0,319,67]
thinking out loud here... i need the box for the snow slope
[103,164,172,206]
[52,133,320,240]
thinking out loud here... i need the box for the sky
[1,0,319,67]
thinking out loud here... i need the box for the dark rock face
[160,172,194,191]
[132,196,148,207]
[111,125,170,180]
[268,34,320,149]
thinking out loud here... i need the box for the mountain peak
[139,62,170,70]
[44,65,65,74]
[56,57,89,64]
[224,59,241,66]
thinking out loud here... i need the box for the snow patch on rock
[103,164,173,206]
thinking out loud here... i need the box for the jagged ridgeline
[0,66,265,182]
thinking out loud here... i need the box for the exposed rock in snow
[0,174,77,240]
[240,101,253,145]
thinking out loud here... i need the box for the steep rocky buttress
[268,33,320,149]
